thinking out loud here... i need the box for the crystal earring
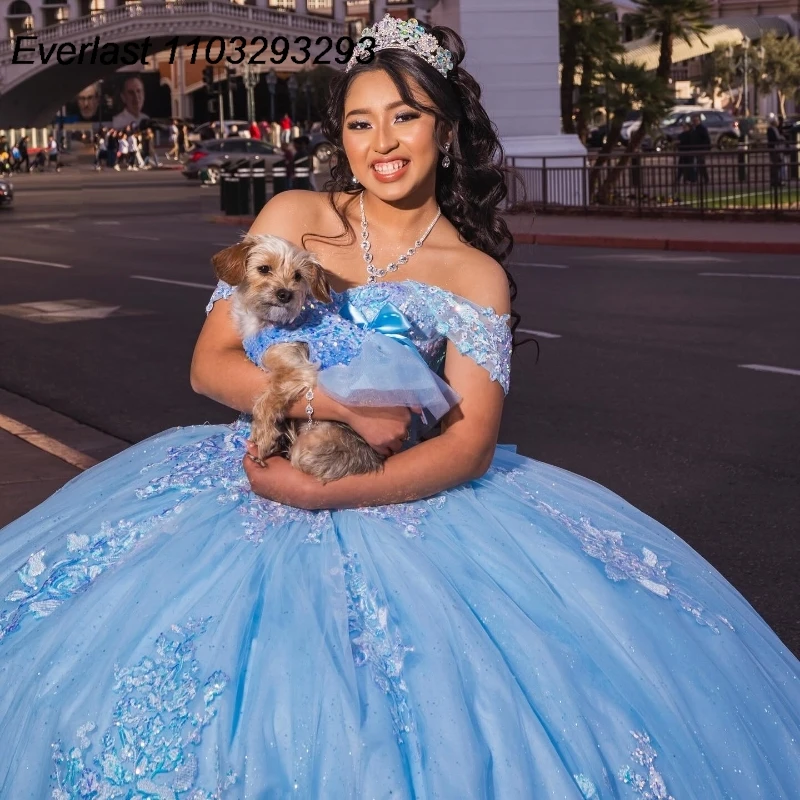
[351,174,360,185]
[442,144,451,169]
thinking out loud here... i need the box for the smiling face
[342,69,444,203]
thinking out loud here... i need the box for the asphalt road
[1,170,799,656]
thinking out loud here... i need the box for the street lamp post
[302,80,312,127]
[242,63,260,123]
[288,74,298,124]
[266,69,277,123]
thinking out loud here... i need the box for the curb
[513,233,800,254]
[208,215,800,255]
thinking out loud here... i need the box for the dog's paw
[250,419,282,461]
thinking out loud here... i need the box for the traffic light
[203,67,214,91]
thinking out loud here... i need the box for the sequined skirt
[1,419,798,798]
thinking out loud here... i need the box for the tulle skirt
[1,418,798,798]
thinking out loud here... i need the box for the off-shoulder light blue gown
[1,279,798,799]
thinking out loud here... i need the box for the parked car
[0,178,12,208]
[308,131,333,163]
[182,138,282,182]
[655,110,740,151]
[187,121,252,144]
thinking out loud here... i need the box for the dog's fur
[212,234,384,483]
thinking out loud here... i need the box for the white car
[188,121,252,144]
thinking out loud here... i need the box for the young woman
[1,17,798,798]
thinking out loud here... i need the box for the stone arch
[43,0,69,26]
[6,0,34,38]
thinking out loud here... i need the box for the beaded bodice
[207,278,512,393]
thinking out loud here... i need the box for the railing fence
[507,147,800,218]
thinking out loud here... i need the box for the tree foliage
[627,0,712,81]
[756,32,800,117]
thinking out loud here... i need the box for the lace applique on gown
[0,279,797,799]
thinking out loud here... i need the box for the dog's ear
[304,256,332,304]
[211,240,250,286]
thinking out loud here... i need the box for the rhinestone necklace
[359,191,442,283]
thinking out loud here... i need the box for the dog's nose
[275,289,293,304]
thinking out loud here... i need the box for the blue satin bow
[340,301,420,356]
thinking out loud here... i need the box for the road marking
[131,275,217,290]
[92,220,121,225]
[0,298,146,324]
[0,412,97,471]
[586,254,733,263]
[699,272,800,280]
[518,328,562,339]
[739,364,800,377]
[25,223,76,233]
[0,256,72,269]
[510,262,569,269]
[115,233,161,241]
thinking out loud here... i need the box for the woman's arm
[244,255,512,508]
[190,296,355,421]
[190,191,360,419]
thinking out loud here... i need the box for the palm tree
[628,0,712,83]
[756,32,800,118]
[559,0,621,136]
[591,62,674,200]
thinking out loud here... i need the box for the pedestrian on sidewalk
[14,136,30,173]
[280,113,292,145]
[673,121,696,199]
[128,128,143,170]
[94,128,107,171]
[118,130,130,169]
[167,119,180,160]
[106,129,120,170]
[47,134,61,172]
[767,114,785,188]
[689,114,711,189]
[142,128,161,169]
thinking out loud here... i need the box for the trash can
[272,159,290,195]
[234,166,253,216]
[251,166,268,214]
[220,170,240,215]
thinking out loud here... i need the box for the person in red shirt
[249,121,261,140]
[280,113,292,144]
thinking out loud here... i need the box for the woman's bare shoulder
[435,240,511,315]
[248,190,331,245]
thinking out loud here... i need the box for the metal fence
[506,146,800,218]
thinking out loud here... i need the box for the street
[1,170,799,655]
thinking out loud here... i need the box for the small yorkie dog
[212,233,384,483]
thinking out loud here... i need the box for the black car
[309,132,334,164]
[0,178,12,208]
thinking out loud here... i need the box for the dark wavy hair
[310,21,522,336]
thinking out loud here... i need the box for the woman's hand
[341,404,414,457]
[243,443,323,509]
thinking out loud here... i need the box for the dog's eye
[257,265,272,275]
[294,271,302,282]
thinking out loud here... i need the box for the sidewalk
[212,210,800,254]
[503,213,800,254]
[0,389,129,527]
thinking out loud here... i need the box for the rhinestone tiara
[346,14,455,78]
